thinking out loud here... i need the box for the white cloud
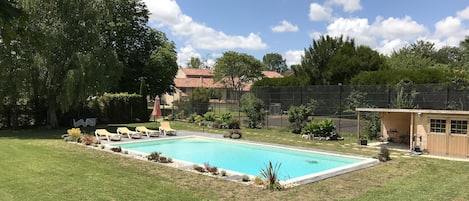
[457,6,469,20]
[435,17,464,38]
[313,16,432,55]
[283,50,304,66]
[308,31,322,40]
[326,0,362,12]
[372,16,428,40]
[177,45,201,67]
[326,17,376,47]
[143,0,268,51]
[377,39,408,55]
[271,20,299,32]
[309,3,332,21]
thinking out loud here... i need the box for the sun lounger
[135,126,160,137]
[159,121,177,136]
[117,127,142,139]
[95,129,122,142]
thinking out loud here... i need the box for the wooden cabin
[356,108,469,158]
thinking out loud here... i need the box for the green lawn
[1,123,469,201]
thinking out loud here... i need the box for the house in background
[356,108,469,158]
[161,68,283,106]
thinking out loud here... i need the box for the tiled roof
[180,68,214,77]
[262,71,283,78]
[174,78,216,88]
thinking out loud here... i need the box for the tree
[387,40,437,70]
[262,53,288,74]
[22,0,125,127]
[214,51,264,100]
[142,30,178,97]
[240,92,264,128]
[102,0,175,96]
[297,35,385,85]
[187,57,204,68]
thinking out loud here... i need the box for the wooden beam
[357,111,361,144]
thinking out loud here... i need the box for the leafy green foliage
[391,80,418,109]
[344,90,372,113]
[203,112,216,122]
[262,53,288,74]
[296,35,386,85]
[214,51,264,98]
[239,93,264,128]
[351,68,464,85]
[94,93,148,123]
[186,57,204,68]
[189,87,210,115]
[363,113,381,140]
[301,119,336,137]
[288,99,317,133]
[260,161,283,191]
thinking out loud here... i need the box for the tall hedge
[350,68,467,85]
[95,93,149,123]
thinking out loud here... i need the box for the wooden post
[357,111,361,144]
[410,112,414,152]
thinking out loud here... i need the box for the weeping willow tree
[22,0,124,127]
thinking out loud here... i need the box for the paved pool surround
[104,130,379,187]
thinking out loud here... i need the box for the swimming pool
[114,136,377,185]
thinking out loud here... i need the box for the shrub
[220,112,232,123]
[175,111,186,120]
[148,151,162,162]
[80,134,95,145]
[260,161,283,191]
[228,118,240,129]
[194,115,204,124]
[241,175,250,182]
[378,147,391,162]
[363,113,381,140]
[193,165,206,173]
[203,112,217,122]
[220,170,227,176]
[301,119,336,137]
[204,162,218,175]
[110,147,122,152]
[165,114,174,121]
[187,113,198,123]
[240,93,265,128]
[253,177,265,186]
[67,128,82,142]
[227,130,242,139]
[288,101,316,134]
[96,93,148,124]
[159,156,168,163]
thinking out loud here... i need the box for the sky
[143,0,469,67]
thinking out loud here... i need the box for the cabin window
[430,119,446,133]
[450,120,468,134]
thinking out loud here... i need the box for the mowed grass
[1,123,469,201]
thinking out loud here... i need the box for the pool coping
[104,130,379,187]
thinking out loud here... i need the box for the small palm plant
[260,161,283,190]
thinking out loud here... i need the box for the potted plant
[359,137,368,146]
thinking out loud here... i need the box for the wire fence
[169,83,469,133]
[247,83,469,132]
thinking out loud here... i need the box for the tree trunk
[48,103,59,128]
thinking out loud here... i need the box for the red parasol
[151,96,162,121]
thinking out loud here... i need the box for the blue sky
[144,0,469,67]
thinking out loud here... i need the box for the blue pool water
[115,137,367,181]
